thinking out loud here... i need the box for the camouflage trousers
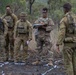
[5,30,14,61]
[14,35,28,63]
[0,35,6,62]
[63,43,76,75]
[36,32,53,62]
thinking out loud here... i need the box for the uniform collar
[6,13,13,16]
[41,17,49,20]
[20,19,27,22]
[65,11,72,17]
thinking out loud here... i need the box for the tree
[28,0,35,14]
[6,0,26,17]
[0,0,26,15]
[0,0,13,14]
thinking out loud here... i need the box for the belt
[18,32,28,34]
[8,27,13,29]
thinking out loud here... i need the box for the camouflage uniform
[0,18,8,62]
[57,12,76,75]
[35,17,54,64]
[2,13,18,61]
[14,19,32,63]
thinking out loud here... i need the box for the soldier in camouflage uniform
[33,8,54,65]
[14,12,32,63]
[0,18,8,62]
[2,5,18,61]
[56,3,76,75]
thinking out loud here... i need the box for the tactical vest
[0,19,4,34]
[39,17,49,25]
[66,13,76,37]
[64,13,76,43]
[4,16,14,29]
[17,22,29,34]
[38,18,49,31]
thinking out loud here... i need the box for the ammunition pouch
[17,26,29,34]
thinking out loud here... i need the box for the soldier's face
[6,7,12,14]
[20,16,26,21]
[63,8,67,14]
[42,12,48,18]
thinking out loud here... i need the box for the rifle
[33,24,48,32]
[33,24,43,27]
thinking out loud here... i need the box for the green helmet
[20,12,27,17]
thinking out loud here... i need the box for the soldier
[2,5,18,61]
[0,18,8,62]
[33,8,54,65]
[56,3,76,75]
[14,12,33,63]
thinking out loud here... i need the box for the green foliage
[0,0,13,14]
[0,0,26,15]
[27,2,46,22]
[0,0,76,23]
[35,0,76,23]
[12,0,26,16]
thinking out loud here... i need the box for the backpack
[66,13,76,34]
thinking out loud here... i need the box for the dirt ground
[0,59,66,75]
[0,26,66,75]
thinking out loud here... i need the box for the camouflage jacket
[35,17,54,32]
[57,12,76,45]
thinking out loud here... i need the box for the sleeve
[3,19,8,37]
[27,21,33,40]
[14,21,18,39]
[57,19,66,45]
[11,14,18,27]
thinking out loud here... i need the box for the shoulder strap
[66,13,74,24]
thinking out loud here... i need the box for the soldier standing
[14,12,33,63]
[33,8,54,65]
[2,5,18,61]
[0,18,8,62]
[56,3,76,75]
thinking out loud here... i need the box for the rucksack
[66,13,76,34]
